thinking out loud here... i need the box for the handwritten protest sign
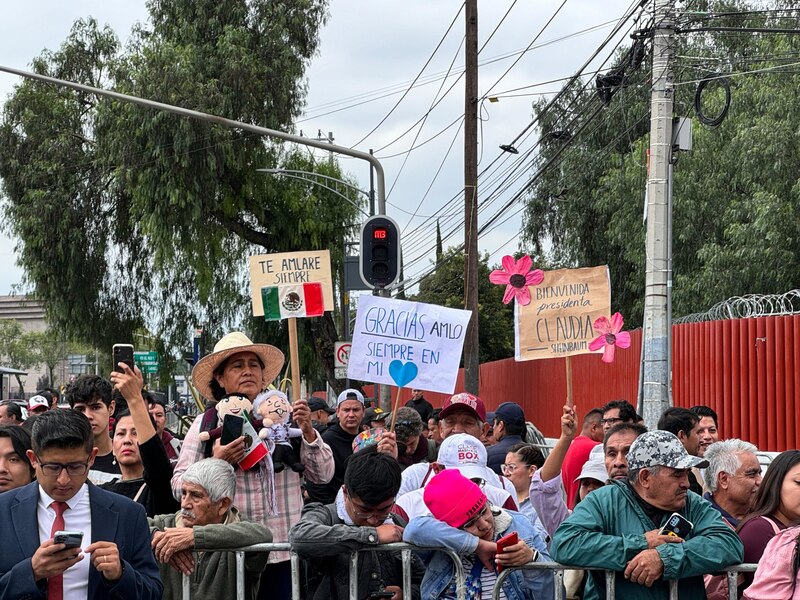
[249,250,334,316]
[515,265,610,361]
[348,295,472,394]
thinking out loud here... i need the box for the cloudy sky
[0,0,640,295]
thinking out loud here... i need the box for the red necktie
[48,501,69,600]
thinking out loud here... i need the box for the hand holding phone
[220,414,244,445]
[495,532,519,573]
[53,530,84,549]
[658,513,693,539]
[112,344,135,373]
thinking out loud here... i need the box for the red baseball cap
[439,392,486,422]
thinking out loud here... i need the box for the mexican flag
[261,283,325,320]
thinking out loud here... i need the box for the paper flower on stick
[489,255,544,306]
[589,312,631,363]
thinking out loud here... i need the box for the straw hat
[191,332,285,401]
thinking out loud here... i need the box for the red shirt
[561,435,601,510]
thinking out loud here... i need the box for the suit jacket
[0,481,163,600]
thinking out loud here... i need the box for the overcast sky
[0,0,639,295]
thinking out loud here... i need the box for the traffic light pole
[0,64,387,215]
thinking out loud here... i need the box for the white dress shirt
[37,483,92,600]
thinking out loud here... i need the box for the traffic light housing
[359,215,400,289]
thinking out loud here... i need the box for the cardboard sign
[249,250,334,316]
[515,266,610,361]
[348,295,472,394]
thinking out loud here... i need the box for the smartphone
[220,413,244,445]
[53,530,84,549]
[112,344,135,373]
[659,512,694,539]
[496,531,522,573]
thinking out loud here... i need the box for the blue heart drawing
[388,360,418,387]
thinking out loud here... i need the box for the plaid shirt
[172,414,334,564]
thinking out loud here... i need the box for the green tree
[412,248,515,364]
[0,2,364,391]
[24,330,71,387]
[521,0,800,323]
[0,320,37,390]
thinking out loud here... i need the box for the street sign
[334,367,348,379]
[334,342,351,368]
[140,364,158,374]
[134,351,158,362]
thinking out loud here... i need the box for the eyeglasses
[500,463,521,475]
[600,417,624,426]
[348,499,395,521]
[37,457,90,478]
[460,503,492,530]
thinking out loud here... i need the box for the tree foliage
[412,248,515,364]
[0,1,366,390]
[521,0,800,325]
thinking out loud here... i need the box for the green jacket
[149,507,272,600]
[551,480,744,600]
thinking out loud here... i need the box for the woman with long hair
[737,450,800,586]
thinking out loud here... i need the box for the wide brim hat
[191,331,285,401]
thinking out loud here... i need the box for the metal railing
[492,562,759,600]
[178,542,758,600]
[179,541,465,600]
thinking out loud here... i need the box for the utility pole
[463,0,480,395]
[640,0,675,429]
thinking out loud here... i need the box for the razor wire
[674,289,800,324]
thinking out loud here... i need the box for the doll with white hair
[253,390,304,474]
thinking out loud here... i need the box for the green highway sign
[134,351,159,362]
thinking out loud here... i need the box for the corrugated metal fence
[385,315,800,451]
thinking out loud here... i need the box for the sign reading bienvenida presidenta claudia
[515,265,610,361]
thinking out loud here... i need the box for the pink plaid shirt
[172,414,334,563]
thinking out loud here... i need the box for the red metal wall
[380,315,799,451]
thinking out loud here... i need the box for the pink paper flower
[588,312,631,363]
[489,255,544,306]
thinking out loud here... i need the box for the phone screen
[112,344,135,373]
[221,414,244,445]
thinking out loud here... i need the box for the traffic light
[359,215,400,289]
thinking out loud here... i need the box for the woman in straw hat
[171,331,334,598]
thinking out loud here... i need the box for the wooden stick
[288,317,301,402]
[388,386,404,432]
[565,355,574,409]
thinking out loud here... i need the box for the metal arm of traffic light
[0,64,387,215]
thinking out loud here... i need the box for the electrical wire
[348,3,465,148]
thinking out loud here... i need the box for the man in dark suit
[0,408,162,599]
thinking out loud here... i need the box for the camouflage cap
[627,430,709,471]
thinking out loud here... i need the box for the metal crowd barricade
[179,541,467,600]
[491,562,759,600]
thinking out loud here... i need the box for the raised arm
[538,403,577,482]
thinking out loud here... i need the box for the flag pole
[288,317,301,402]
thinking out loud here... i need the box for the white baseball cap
[336,389,365,406]
[436,433,491,481]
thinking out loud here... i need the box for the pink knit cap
[423,469,487,528]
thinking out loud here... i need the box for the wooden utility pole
[640,0,675,428]
[463,0,480,395]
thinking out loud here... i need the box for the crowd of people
[0,330,798,600]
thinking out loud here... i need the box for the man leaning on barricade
[551,430,744,599]
[149,458,271,600]
[290,445,424,599]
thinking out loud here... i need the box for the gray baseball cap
[627,430,708,471]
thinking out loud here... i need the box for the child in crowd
[404,469,554,599]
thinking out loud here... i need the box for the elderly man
[702,439,762,527]
[172,331,334,599]
[151,458,271,600]
[552,430,744,599]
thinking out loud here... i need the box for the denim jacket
[404,509,555,600]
